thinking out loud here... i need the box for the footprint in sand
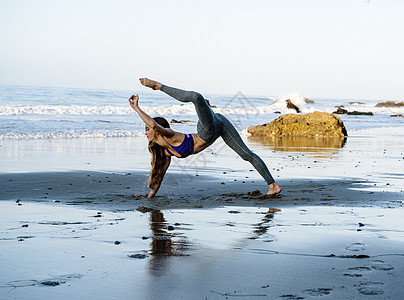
[2,274,83,289]
[343,266,372,277]
[357,282,384,296]
[369,259,394,271]
[345,242,365,252]
[303,287,333,296]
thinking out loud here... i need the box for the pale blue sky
[0,0,403,99]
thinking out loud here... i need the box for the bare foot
[267,182,282,196]
[139,78,161,90]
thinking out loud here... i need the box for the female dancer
[129,78,281,198]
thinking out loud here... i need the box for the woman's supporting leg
[219,115,276,185]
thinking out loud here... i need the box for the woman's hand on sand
[129,95,139,109]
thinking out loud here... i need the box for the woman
[129,78,281,198]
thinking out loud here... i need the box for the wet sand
[1,131,404,299]
[1,200,404,299]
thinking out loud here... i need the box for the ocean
[1,85,403,140]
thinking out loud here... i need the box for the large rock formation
[248,111,348,138]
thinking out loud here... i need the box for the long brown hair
[148,117,170,188]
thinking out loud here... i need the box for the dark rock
[334,106,372,115]
[352,254,370,259]
[286,99,300,113]
[167,225,175,231]
[40,281,61,286]
[205,99,216,108]
[128,253,148,259]
[333,106,348,114]
[114,241,121,245]
[170,119,193,124]
[347,111,373,116]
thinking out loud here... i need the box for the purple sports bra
[166,134,194,158]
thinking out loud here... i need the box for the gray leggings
[160,84,275,185]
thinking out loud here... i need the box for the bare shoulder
[164,130,186,145]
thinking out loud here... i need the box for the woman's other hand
[129,94,139,109]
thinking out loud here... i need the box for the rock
[375,101,404,107]
[391,114,404,117]
[170,119,193,124]
[285,99,300,113]
[128,254,148,259]
[40,281,61,286]
[333,106,372,115]
[347,111,373,116]
[333,106,348,114]
[205,99,216,108]
[304,98,315,104]
[247,111,348,138]
[348,101,365,105]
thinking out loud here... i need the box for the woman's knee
[238,149,255,162]
[191,92,205,104]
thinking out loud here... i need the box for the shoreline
[1,170,403,211]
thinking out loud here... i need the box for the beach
[1,133,404,299]
[1,86,404,299]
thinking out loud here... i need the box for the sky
[0,0,403,100]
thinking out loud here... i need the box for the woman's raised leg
[140,78,219,142]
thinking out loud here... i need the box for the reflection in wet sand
[150,210,173,256]
[248,135,346,155]
[148,210,191,275]
[249,209,279,240]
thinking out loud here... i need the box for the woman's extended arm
[147,156,171,198]
[129,95,174,138]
